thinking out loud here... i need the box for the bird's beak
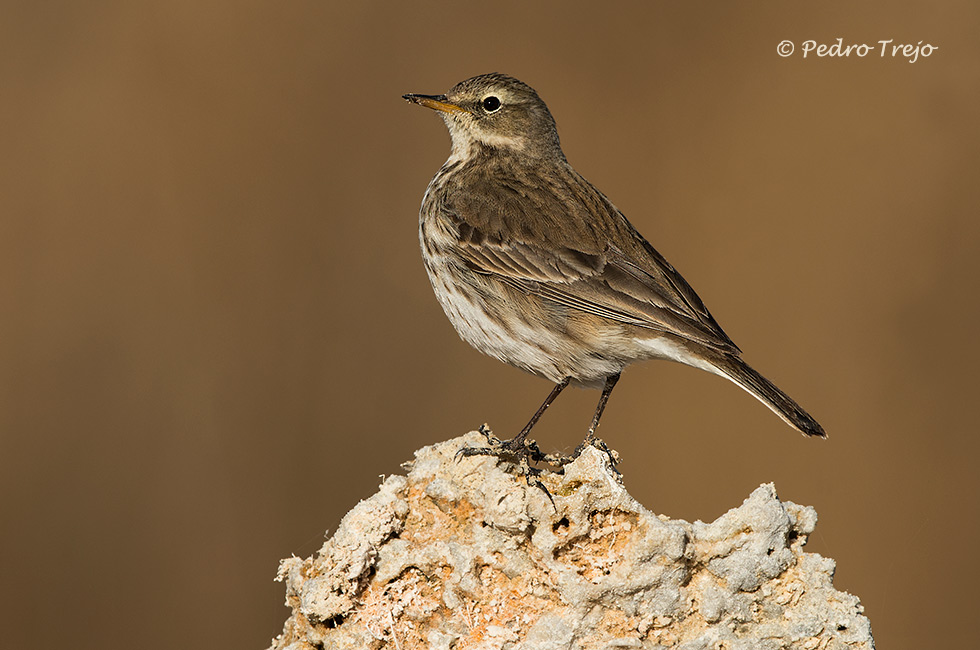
[402,93,469,116]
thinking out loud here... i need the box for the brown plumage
[404,73,824,454]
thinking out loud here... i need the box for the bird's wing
[440,170,739,353]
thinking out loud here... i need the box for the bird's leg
[568,373,622,466]
[505,377,570,453]
[457,378,570,463]
[585,373,620,442]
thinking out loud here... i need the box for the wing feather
[435,159,739,353]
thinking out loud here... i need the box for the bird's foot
[455,424,548,463]
[549,435,622,476]
[455,424,558,508]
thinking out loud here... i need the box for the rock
[269,432,874,649]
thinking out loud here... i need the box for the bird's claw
[548,436,622,476]
[455,428,557,508]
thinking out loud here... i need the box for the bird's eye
[482,96,501,113]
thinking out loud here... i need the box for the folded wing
[441,166,739,354]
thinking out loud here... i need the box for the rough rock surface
[269,432,874,649]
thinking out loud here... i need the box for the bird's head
[403,73,563,161]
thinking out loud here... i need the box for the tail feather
[713,354,826,438]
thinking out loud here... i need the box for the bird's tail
[711,353,826,438]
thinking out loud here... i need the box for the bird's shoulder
[434,156,612,251]
[425,156,610,281]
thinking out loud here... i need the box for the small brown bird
[404,73,824,460]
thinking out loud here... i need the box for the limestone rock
[269,432,874,649]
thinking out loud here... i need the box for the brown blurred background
[1,1,977,648]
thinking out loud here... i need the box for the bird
[403,73,824,463]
